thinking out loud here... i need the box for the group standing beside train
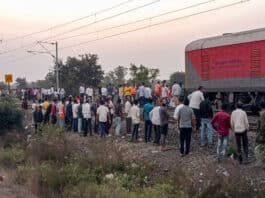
[27,81,253,164]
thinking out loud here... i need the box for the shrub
[26,125,74,163]
[0,95,23,132]
[0,145,25,167]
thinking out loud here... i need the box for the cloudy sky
[0,0,264,82]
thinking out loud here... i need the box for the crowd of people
[28,81,253,164]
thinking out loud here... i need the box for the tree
[169,72,185,86]
[104,71,116,85]
[114,66,128,85]
[16,77,28,90]
[51,54,104,95]
[103,66,128,85]
[129,63,159,85]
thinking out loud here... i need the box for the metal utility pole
[29,41,60,91]
[55,42,59,91]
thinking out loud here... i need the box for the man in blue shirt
[143,98,154,143]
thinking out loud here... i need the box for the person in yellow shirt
[124,83,132,101]
[42,98,50,113]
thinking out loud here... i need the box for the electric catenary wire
[0,0,160,56]
[3,0,136,43]
[53,0,216,42]
[39,0,160,41]
[61,0,250,50]
[1,0,250,64]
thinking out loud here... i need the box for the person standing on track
[77,99,83,134]
[231,102,249,164]
[130,100,140,142]
[211,103,231,162]
[82,99,92,137]
[51,99,57,125]
[79,84,85,100]
[172,81,182,107]
[176,98,196,157]
[188,86,205,131]
[66,97,73,131]
[125,96,132,134]
[143,98,154,143]
[160,99,169,151]
[124,83,132,102]
[58,99,66,128]
[72,99,79,132]
[150,101,161,145]
[97,100,110,138]
[114,98,122,136]
[199,93,214,147]
[154,81,161,103]
[138,82,145,107]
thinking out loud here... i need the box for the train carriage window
[250,49,261,77]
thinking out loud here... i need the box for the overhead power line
[1,0,250,65]
[53,0,215,41]
[39,0,161,41]
[0,0,160,56]
[4,0,136,43]
[61,0,250,50]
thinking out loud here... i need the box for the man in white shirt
[101,86,107,98]
[231,102,249,164]
[125,97,132,134]
[172,81,182,107]
[82,99,92,136]
[59,88,65,99]
[173,97,184,121]
[150,104,161,145]
[130,100,140,141]
[144,85,152,100]
[188,86,205,130]
[161,84,169,99]
[97,100,109,138]
[72,99,79,132]
[138,82,145,107]
[79,85,85,99]
[86,86,94,101]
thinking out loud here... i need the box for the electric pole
[55,42,59,91]
[28,41,60,91]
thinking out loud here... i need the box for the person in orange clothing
[154,81,161,103]
[58,99,66,128]
[131,84,137,101]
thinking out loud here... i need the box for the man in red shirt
[211,103,231,162]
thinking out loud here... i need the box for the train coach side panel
[185,50,202,91]
[186,40,265,92]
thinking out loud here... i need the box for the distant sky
[0,0,264,82]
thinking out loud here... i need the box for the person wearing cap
[231,102,249,164]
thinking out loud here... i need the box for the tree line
[9,53,184,96]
